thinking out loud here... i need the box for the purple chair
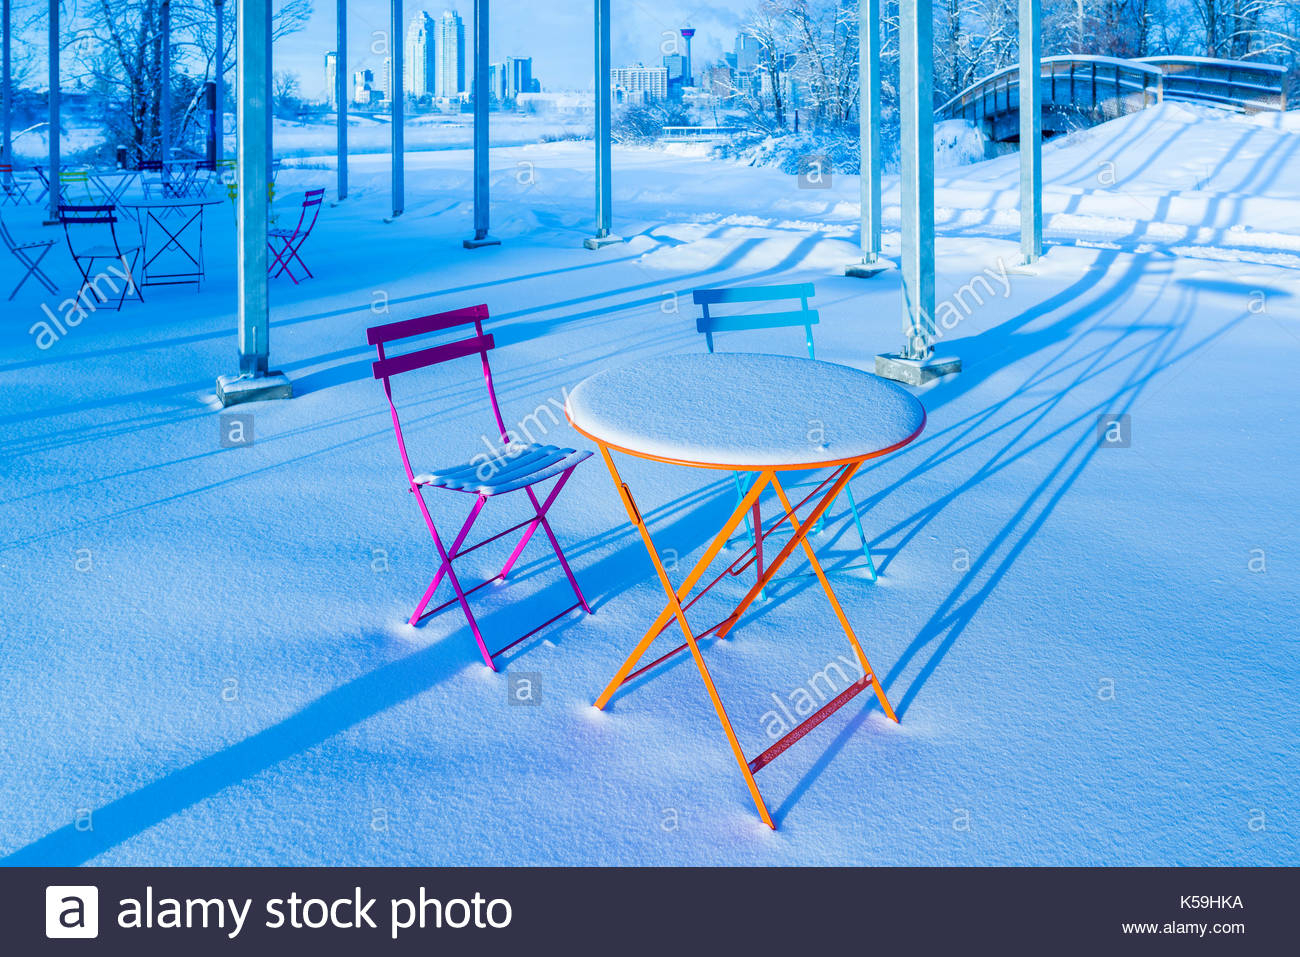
[0,164,32,205]
[57,205,143,309]
[367,303,592,669]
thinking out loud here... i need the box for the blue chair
[693,282,877,583]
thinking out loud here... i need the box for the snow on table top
[565,353,925,468]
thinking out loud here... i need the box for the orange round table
[566,353,926,828]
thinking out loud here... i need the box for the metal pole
[46,0,58,223]
[847,0,883,277]
[875,0,958,383]
[899,0,934,359]
[464,0,498,246]
[239,0,269,377]
[218,0,290,404]
[597,0,610,236]
[861,0,880,261]
[584,0,619,248]
[1019,0,1042,263]
[2,0,11,166]
[336,0,347,199]
[390,0,404,218]
[266,1,273,178]
[161,0,171,164]
[214,0,225,163]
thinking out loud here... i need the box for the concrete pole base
[844,260,893,279]
[583,234,623,250]
[874,353,961,386]
[217,371,293,407]
[463,235,502,249]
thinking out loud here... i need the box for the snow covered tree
[63,0,311,166]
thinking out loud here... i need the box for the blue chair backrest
[692,282,819,358]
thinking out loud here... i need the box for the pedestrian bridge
[939,55,1289,142]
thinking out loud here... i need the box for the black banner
[6,867,1290,954]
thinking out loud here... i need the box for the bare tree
[741,0,799,129]
[62,0,312,165]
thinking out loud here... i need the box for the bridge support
[876,0,959,386]
[845,0,888,280]
[1019,0,1043,264]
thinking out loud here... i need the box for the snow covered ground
[0,102,1296,865]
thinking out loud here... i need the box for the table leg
[715,463,859,640]
[770,474,898,723]
[594,446,903,827]
[593,444,776,827]
[592,445,770,710]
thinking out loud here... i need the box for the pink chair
[368,303,592,669]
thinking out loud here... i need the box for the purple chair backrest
[58,204,117,226]
[367,304,510,485]
[287,189,325,238]
[58,204,124,260]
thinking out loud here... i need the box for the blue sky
[284,0,755,97]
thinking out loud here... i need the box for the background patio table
[565,352,926,827]
[118,197,224,288]
[89,170,141,207]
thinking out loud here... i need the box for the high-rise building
[325,51,338,108]
[735,32,762,74]
[382,57,393,103]
[663,53,686,99]
[405,12,436,96]
[353,68,375,104]
[611,65,669,102]
[734,32,763,98]
[489,56,538,104]
[433,10,466,99]
[504,56,532,100]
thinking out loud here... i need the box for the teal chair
[693,282,877,584]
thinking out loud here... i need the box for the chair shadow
[0,458,742,863]
[2,627,471,865]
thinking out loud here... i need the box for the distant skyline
[287,0,753,99]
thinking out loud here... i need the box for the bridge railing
[939,56,1164,126]
[661,126,743,140]
[1136,56,1286,112]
